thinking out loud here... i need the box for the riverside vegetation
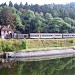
[0,38,75,52]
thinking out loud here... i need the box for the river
[0,49,75,75]
[0,57,75,75]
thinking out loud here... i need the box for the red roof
[1,26,13,31]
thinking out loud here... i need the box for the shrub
[0,39,29,52]
[21,40,27,49]
[5,44,16,52]
[68,40,74,43]
[0,40,15,52]
[13,40,22,51]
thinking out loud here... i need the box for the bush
[13,40,22,51]
[21,40,27,49]
[0,41,16,52]
[68,40,74,43]
[5,44,16,52]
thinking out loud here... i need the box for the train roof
[62,33,75,34]
[30,33,62,34]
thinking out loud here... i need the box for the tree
[9,1,13,7]
[20,2,23,8]
[47,17,71,33]
[15,14,22,26]
[45,13,53,20]
[0,7,16,30]
[59,22,71,33]
[34,18,42,33]
[64,17,75,26]
[0,3,7,7]
[24,2,29,9]
[14,3,19,10]
[25,10,35,20]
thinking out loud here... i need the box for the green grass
[21,46,75,52]
[18,38,75,52]
[27,38,75,50]
[0,38,75,52]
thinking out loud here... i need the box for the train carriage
[63,33,75,38]
[8,33,75,39]
[30,33,62,39]
[13,33,28,39]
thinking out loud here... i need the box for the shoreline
[8,49,75,58]
[0,48,75,61]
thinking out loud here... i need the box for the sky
[1,0,75,5]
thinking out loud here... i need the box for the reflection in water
[0,58,16,69]
[0,57,75,75]
[0,59,11,69]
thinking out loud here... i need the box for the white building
[1,25,13,39]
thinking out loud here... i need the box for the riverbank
[28,38,75,49]
[0,38,75,52]
[6,49,75,61]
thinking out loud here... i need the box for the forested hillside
[0,1,75,33]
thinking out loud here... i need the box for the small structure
[0,25,13,39]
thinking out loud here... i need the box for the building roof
[1,26,13,31]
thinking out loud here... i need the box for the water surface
[0,57,75,75]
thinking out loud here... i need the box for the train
[11,33,75,39]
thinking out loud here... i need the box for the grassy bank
[0,38,75,52]
[26,38,75,51]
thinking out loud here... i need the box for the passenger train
[12,33,75,39]
[29,33,75,38]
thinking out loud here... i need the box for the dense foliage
[0,39,27,52]
[0,2,75,33]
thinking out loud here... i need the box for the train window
[31,35,39,37]
[31,35,35,37]
[46,35,48,37]
[55,35,60,36]
[55,35,61,36]
[42,35,45,37]
[44,35,47,36]
[49,35,52,36]
[64,35,69,36]
[72,35,75,36]
[65,35,67,36]
[42,35,48,37]
[47,35,49,36]
[35,35,39,37]
[37,35,39,37]
[44,35,46,37]
[30,35,33,37]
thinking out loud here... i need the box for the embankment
[0,38,75,52]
